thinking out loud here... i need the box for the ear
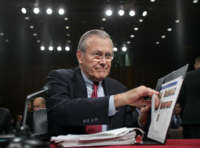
[76,50,84,64]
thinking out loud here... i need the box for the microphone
[21,86,49,135]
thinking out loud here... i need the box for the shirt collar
[81,70,102,86]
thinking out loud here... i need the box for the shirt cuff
[108,95,118,116]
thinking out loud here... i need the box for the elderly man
[46,29,159,136]
[33,97,46,111]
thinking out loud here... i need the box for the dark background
[0,0,200,117]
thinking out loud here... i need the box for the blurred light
[129,10,136,16]
[156,41,160,45]
[193,0,199,3]
[142,11,148,17]
[139,19,143,22]
[134,27,139,31]
[46,8,53,15]
[64,17,68,21]
[122,46,127,52]
[102,17,106,21]
[175,19,180,23]
[127,41,131,44]
[48,46,54,51]
[118,9,125,16]
[5,39,9,43]
[21,8,27,14]
[150,0,156,2]
[67,40,71,43]
[57,46,62,51]
[40,45,45,51]
[0,32,4,36]
[25,16,30,20]
[161,35,166,39]
[65,46,70,51]
[33,7,40,14]
[65,26,70,30]
[105,9,113,16]
[58,8,65,15]
[167,28,172,32]
[113,47,118,52]
[36,40,40,43]
[30,25,34,29]
[33,33,38,37]
[130,34,135,38]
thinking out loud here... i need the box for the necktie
[85,82,102,134]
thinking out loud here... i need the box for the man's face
[77,35,113,82]
[33,98,46,111]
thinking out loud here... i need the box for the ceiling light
[64,17,68,21]
[118,9,125,16]
[155,41,160,45]
[134,27,139,31]
[65,46,70,51]
[139,19,143,22]
[161,35,166,39]
[122,46,127,52]
[193,0,199,3]
[21,8,27,14]
[33,33,38,37]
[142,11,148,17]
[25,17,30,20]
[36,40,40,43]
[40,45,45,51]
[33,7,40,14]
[167,28,172,32]
[102,17,106,21]
[0,32,4,36]
[48,46,54,51]
[57,46,62,51]
[130,34,135,38]
[127,41,131,44]
[46,8,53,15]
[150,0,156,2]
[105,9,113,16]
[30,25,34,29]
[65,26,70,30]
[58,8,65,15]
[175,19,180,23]
[113,47,118,52]
[129,10,136,16]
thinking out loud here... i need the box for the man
[46,29,159,136]
[179,56,200,138]
[0,107,12,134]
[33,97,46,111]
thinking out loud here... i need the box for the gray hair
[77,29,113,52]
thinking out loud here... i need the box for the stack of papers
[51,127,144,147]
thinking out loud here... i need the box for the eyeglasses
[86,51,113,62]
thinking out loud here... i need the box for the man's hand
[114,86,160,108]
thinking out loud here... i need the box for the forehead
[85,35,113,50]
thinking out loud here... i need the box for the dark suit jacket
[47,67,139,136]
[178,69,200,125]
[0,107,12,134]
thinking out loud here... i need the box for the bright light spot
[0,32,4,36]
[122,46,127,52]
[65,26,70,30]
[65,46,70,51]
[48,46,54,51]
[33,33,37,37]
[193,0,199,3]
[30,25,34,29]
[130,34,135,38]
[129,10,136,16]
[127,41,131,44]
[33,7,40,14]
[156,41,160,45]
[139,19,143,22]
[46,8,53,15]
[25,17,30,20]
[175,19,180,23]
[118,9,125,16]
[57,46,62,51]
[113,47,118,52]
[102,17,106,21]
[40,45,45,51]
[150,0,156,2]
[134,27,139,31]
[167,28,172,32]
[142,11,148,17]
[161,35,166,39]
[21,8,27,14]
[64,17,68,21]
[105,9,113,16]
[58,8,65,15]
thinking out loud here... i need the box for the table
[51,139,200,148]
